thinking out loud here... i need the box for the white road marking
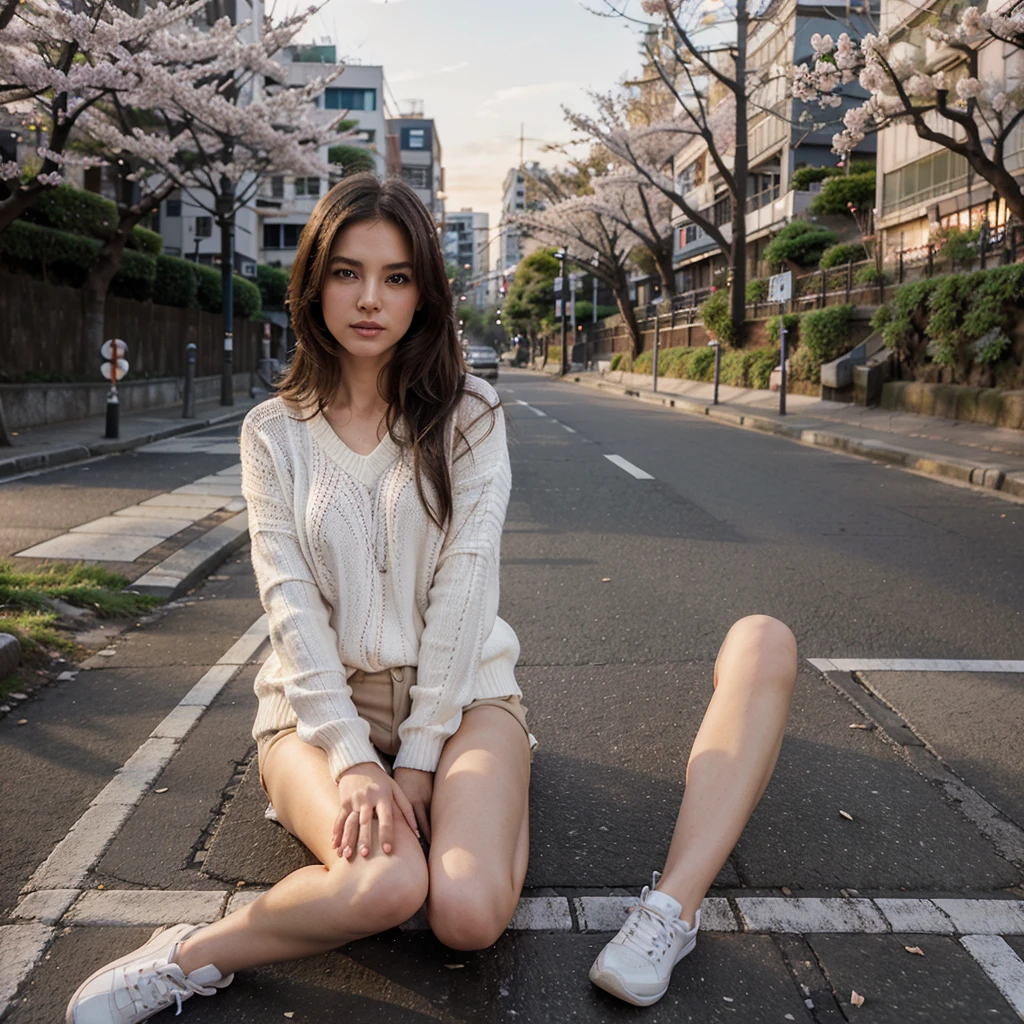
[561,424,577,433]
[604,454,655,480]
[0,923,53,1016]
[736,897,887,934]
[514,400,547,417]
[960,935,1024,1017]
[23,614,269,894]
[66,889,230,927]
[934,900,1024,935]
[809,658,1024,673]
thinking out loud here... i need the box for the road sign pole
[779,301,788,417]
[652,310,660,393]
[183,343,197,419]
[712,340,721,405]
[100,338,128,439]
[104,384,119,439]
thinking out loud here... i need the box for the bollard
[712,340,721,405]
[652,311,661,393]
[104,386,119,439]
[183,342,197,419]
[778,301,788,417]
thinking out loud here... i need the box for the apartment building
[670,0,876,293]
[258,51,387,269]
[444,209,490,310]
[873,1,1024,257]
[386,110,444,227]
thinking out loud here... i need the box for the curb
[128,510,250,601]
[0,406,249,480]
[557,374,1024,502]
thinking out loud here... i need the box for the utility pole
[558,247,569,377]
[217,175,235,407]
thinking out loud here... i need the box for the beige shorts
[257,665,530,790]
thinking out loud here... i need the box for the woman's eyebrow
[327,256,413,271]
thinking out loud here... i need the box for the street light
[554,247,569,377]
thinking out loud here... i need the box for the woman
[66,174,532,1023]
[589,616,797,1006]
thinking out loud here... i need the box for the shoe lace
[128,963,217,1016]
[621,889,687,963]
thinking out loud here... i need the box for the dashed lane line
[604,454,655,480]
[514,400,547,417]
[809,658,1024,673]
[560,424,577,433]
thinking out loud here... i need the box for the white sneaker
[588,875,700,1006]
[66,923,233,1023]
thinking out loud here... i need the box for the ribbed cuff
[296,718,383,782]
[392,725,451,773]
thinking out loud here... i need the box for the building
[443,209,490,310]
[873,1,1023,258]
[386,110,444,228]
[498,166,527,272]
[257,50,387,269]
[669,0,877,294]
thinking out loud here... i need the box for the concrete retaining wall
[881,381,1024,430]
[0,372,252,430]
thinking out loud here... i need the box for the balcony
[745,188,814,237]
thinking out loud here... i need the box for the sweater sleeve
[394,393,512,772]
[240,410,383,780]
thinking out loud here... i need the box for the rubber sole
[588,936,697,1007]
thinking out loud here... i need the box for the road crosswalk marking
[810,658,1024,673]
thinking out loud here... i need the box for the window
[401,125,432,151]
[712,195,732,226]
[165,199,181,217]
[263,223,280,249]
[882,149,969,214]
[270,176,284,198]
[195,216,212,238]
[283,224,300,248]
[679,224,699,247]
[401,165,430,189]
[323,88,376,111]
[295,177,320,197]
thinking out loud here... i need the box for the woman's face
[320,218,422,362]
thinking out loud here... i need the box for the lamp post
[555,247,569,376]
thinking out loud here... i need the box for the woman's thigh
[261,732,423,868]
[426,706,530,943]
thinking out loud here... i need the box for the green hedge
[699,290,735,345]
[820,242,867,269]
[767,312,801,345]
[153,254,198,308]
[257,264,290,310]
[763,222,839,269]
[872,264,1024,380]
[791,161,875,191]
[746,279,769,302]
[126,225,163,256]
[801,304,852,365]
[195,264,262,318]
[21,185,118,238]
[623,344,780,389]
[110,248,156,301]
[810,172,876,216]
[0,220,99,286]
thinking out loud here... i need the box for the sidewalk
[0,392,256,479]
[552,369,1024,501]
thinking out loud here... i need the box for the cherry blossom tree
[793,9,1024,221]
[0,0,205,232]
[572,0,759,327]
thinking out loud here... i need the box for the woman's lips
[352,324,385,338]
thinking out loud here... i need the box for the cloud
[389,60,470,84]
[475,80,583,118]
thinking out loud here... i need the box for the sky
[283,0,648,263]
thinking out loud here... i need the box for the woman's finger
[377,798,394,855]
[331,809,346,852]
[414,801,431,844]
[357,804,374,857]
[341,810,360,859]
[391,783,419,837]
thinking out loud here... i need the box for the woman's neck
[331,350,390,418]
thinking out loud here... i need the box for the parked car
[463,345,499,381]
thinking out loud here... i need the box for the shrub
[699,290,735,345]
[21,184,118,238]
[820,242,867,269]
[257,264,290,310]
[788,345,821,384]
[800,304,853,367]
[126,225,163,256]
[328,144,376,176]
[153,254,197,308]
[610,352,630,371]
[233,274,262,319]
[0,220,99,286]
[746,278,769,302]
[855,264,889,286]
[810,171,876,216]
[767,312,800,345]
[633,350,652,373]
[747,347,781,389]
[110,249,156,301]
[762,222,839,269]
[195,263,223,313]
[935,226,980,267]
[791,161,874,191]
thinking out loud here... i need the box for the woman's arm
[242,411,382,780]
[393,394,515,773]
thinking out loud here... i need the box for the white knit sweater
[240,375,520,780]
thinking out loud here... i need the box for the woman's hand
[393,768,434,843]
[334,762,417,859]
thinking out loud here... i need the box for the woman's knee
[427,877,515,951]
[324,852,429,937]
[717,615,797,689]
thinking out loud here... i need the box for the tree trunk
[0,391,11,446]
[656,245,677,298]
[80,216,143,357]
[730,0,750,334]
[0,186,43,235]
[613,282,643,358]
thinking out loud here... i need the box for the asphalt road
[2,372,1023,1023]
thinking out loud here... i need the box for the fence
[587,224,1024,352]
[0,271,278,380]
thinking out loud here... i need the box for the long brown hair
[278,173,492,528]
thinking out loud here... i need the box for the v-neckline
[307,410,399,488]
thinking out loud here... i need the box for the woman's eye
[387,273,410,285]
[335,268,356,278]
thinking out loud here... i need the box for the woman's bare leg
[656,615,797,924]
[425,706,531,950]
[174,734,429,975]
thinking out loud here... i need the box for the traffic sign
[553,275,563,294]
[100,339,128,361]
[100,359,129,382]
[768,272,792,302]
